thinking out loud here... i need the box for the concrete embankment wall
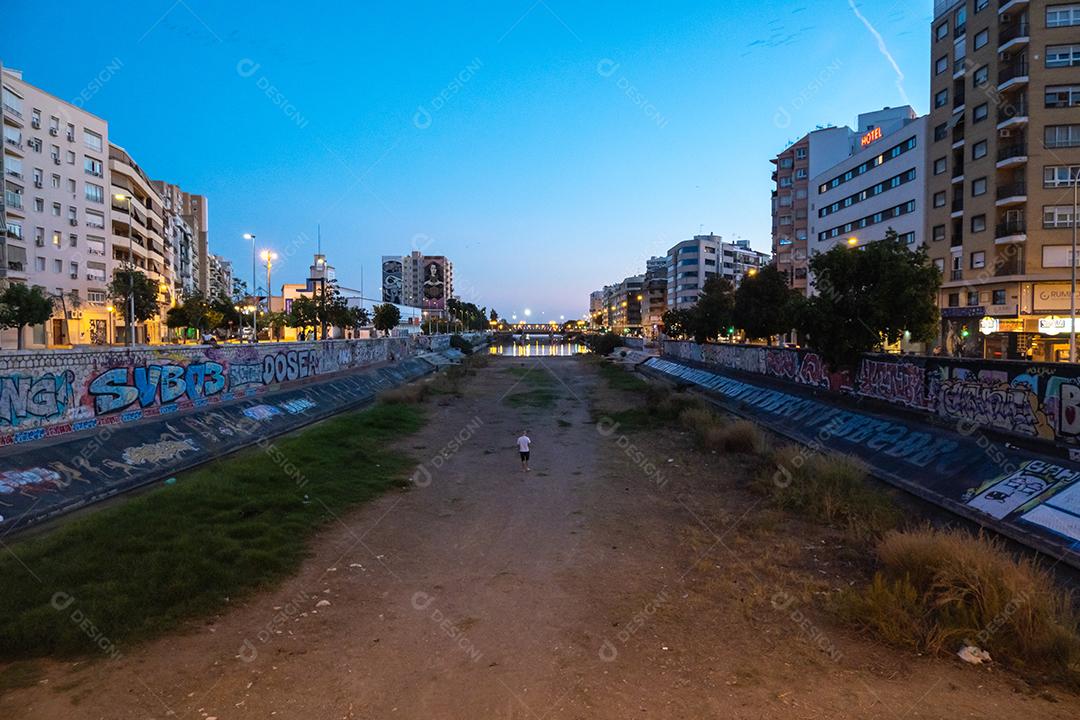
[0,335,450,447]
[664,341,1080,454]
[649,343,1080,569]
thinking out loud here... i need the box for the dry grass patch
[839,527,1080,688]
[380,382,429,405]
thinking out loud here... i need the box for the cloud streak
[847,0,911,107]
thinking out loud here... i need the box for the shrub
[585,332,622,356]
[380,383,429,404]
[450,334,474,355]
[840,528,1080,687]
[719,420,766,455]
[754,446,901,541]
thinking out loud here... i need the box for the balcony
[998,0,1029,12]
[951,197,965,216]
[993,255,1025,276]
[952,126,966,146]
[997,99,1028,128]
[951,163,965,182]
[997,60,1029,90]
[996,142,1028,168]
[998,21,1030,51]
[996,181,1027,205]
[995,218,1027,243]
[953,90,966,111]
[951,269,964,281]
[951,233,964,248]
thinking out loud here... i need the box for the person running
[517,430,532,472]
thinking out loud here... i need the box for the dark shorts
[519,451,530,461]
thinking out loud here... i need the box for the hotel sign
[1038,317,1078,335]
[860,126,883,148]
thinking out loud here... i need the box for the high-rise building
[642,256,668,336]
[589,289,605,326]
[771,127,858,294]
[809,108,928,270]
[1,67,115,347]
[207,253,233,300]
[153,180,201,299]
[665,234,770,309]
[926,0,1080,361]
[382,250,454,318]
[611,274,644,333]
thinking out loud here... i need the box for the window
[1048,4,1080,27]
[51,202,60,217]
[973,65,989,86]
[84,183,104,203]
[1047,44,1080,68]
[972,177,988,196]
[967,291,979,307]
[935,89,949,108]
[935,258,946,272]
[1044,205,1076,228]
[34,197,44,212]
[83,129,102,151]
[85,210,105,229]
[66,179,75,194]
[65,150,75,164]
[35,257,45,272]
[936,56,949,75]
[87,236,106,256]
[795,168,807,179]
[933,224,946,242]
[52,259,62,274]
[1046,124,1080,148]
[974,29,989,49]
[936,21,949,41]
[934,191,947,208]
[934,157,947,175]
[975,0,989,10]
[69,234,77,247]
[948,293,960,307]
[899,231,916,245]
[51,231,61,247]
[779,176,792,187]
[84,157,102,176]
[972,140,988,159]
[973,103,989,122]
[992,289,1007,305]
[780,157,793,169]
[1045,165,1080,187]
[1046,85,1080,108]
[50,174,59,188]
[971,251,986,269]
[971,215,987,233]
[935,123,949,141]
[795,147,807,160]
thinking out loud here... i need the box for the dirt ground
[3,355,1080,719]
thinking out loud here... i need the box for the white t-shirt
[517,435,531,452]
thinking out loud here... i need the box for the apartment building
[610,275,644,334]
[1,67,114,347]
[771,127,856,294]
[927,0,1080,361]
[809,108,929,275]
[208,253,233,299]
[588,289,605,327]
[382,250,454,317]
[152,180,209,298]
[665,234,770,309]
[642,255,668,336]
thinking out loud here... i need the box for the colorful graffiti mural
[0,336,448,443]
[664,341,1080,448]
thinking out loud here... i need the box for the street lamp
[106,304,115,345]
[261,249,278,340]
[243,233,258,342]
[114,193,136,346]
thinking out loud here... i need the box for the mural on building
[664,341,1080,447]
[0,336,445,443]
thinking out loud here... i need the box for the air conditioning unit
[31,120,40,129]
[69,218,78,226]
[33,180,42,188]
[48,127,58,136]
[53,157,61,165]
[1000,129,1013,138]
[69,273,78,280]
[66,134,74,142]
[35,238,44,247]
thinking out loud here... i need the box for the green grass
[503,367,560,408]
[505,388,559,408]
[0,403,425,659]
[597,362,648,392]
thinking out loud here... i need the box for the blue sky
[2,0,932,321]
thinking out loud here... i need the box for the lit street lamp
[1071,168,1079,363]
[261,249,278,340]
[242,233,258,342]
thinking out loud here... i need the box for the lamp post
[261,249,278,341]
[114,193,136,346]
[1071,168,1079,363]
[106,304,115,345]
[243,233,257,342]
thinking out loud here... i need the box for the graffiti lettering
[937,379,1052,439]
[262,350,319,385]
[89,362,226,415]
[0,467,63,495]
[229,363,264,388]
[0,371,76,427]
[856,360,927,409]
[122,438,199,465]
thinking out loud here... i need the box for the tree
[108,266,161,343]
[231,278,248,304]
[373,303,401,336]
[287,296,319,338]
[733,265,800,343]
[799,229,941,370]
[690,276,736,343]
[262,311,289,341]
[490,308,499,322]
[662,308,695,340]
[0,284,54,350]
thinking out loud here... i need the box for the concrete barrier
[0,336,451,448]
[0,353,443,534]
[643,355,1080,570]
[665,341,1080,455]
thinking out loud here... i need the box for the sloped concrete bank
[0,354,443,535]
[640,356,1080,571]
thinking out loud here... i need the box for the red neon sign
[861,127,883,147]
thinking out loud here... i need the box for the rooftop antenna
[317,224,321,256]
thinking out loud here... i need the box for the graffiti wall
[663,341,1080,450]
[0,336,445,446]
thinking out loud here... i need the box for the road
[3,356,1078,719]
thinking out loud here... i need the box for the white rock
[316,599,331,608]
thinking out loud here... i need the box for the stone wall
[0,335,451,446]
[664,341,1080,451]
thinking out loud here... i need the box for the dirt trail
[3,356,1079,719]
